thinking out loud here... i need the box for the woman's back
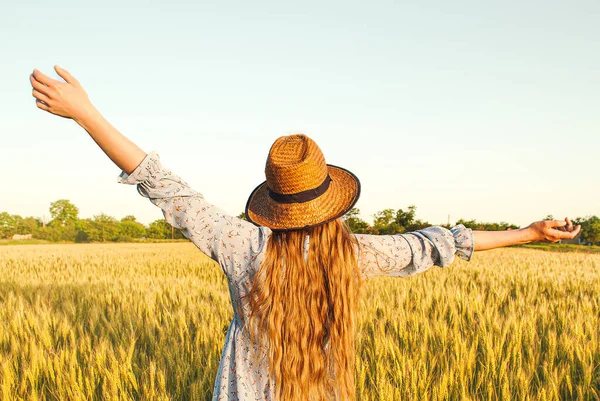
[118,150,474,400]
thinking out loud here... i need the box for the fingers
[556,224,581,239]
[32,88,50,104]
[30,74,52,97]
[553,217,576,233]
[565,217,574,231]
[542,216,581,242]
[35,98,50,112]
[54,65,80,86]
[32,69,61,87]
[550,219,567,229]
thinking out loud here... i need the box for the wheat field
[0,243,598,401]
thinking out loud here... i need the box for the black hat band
[268,175,332,204]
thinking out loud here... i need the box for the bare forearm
[472,228,533,251]
[75,107,146,174]
[30,67,146,174]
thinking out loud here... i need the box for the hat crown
[266,134,328,195]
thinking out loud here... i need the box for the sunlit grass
[0,243,598,400]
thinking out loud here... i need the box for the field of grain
[0,243,598,400]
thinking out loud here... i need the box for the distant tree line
[2,200,599,245]
[0,199,185,242]
[341,206,522,234]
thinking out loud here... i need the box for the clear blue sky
[1,0,598,227]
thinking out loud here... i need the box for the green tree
[395,205,430,232]
[118,219,147,240]
[0,213,44,239]
[455,218,519,231]
[49,200,79,227]
[121,215,138,222]
[74,219,92,243]
[237,212,247,221]
[395,205,416,230]
[93,214,120,241]
[576,216,600,245]
[371,209,402,235]
[75,214,120,242]
[20,217,41,234]
[148,219,172,239]
[146,219,186,240]
[0,212,17,239]
[455,218,477,230]
[368,206,431,235]
[343,208,369,233]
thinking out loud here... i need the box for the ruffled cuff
[450,223,474,262]
[117,151,161,185]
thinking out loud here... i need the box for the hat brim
[245,165,361,231]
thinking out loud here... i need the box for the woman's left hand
[524,217,582,243]
[30,65,95,121]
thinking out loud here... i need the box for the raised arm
[30,65,146,173]
[30,65,268,281]
[472,217,581,251]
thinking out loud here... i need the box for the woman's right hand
[30,65,96,121]
[524,217,581,243]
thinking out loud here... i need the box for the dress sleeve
[118,152,269,281]
[355,224,474,279]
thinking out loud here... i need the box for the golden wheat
[0,244,598,400]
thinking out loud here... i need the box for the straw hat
[245,134,361,231]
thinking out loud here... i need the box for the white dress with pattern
[118,152,475,401]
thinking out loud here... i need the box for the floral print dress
[118,152,475,401]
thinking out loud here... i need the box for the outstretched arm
[30,65,268,282]
[30,65,146,173]
[472,217,581,251]
[356,224,475,279]
[356,218,581,280]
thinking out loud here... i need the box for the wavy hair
[246,218,363,401]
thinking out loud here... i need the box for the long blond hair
[246,218,363,401]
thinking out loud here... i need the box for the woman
[30,66,581,401]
